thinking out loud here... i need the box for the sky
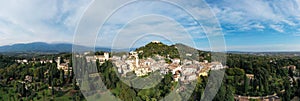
[0,0,300,52]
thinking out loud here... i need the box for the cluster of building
[283,65,297,70]
[56,57,72,74]
[85,52,110,63]
[113,51,169,77]
[111,50,226,83]
[171,59,226,83]
[16,59,54,64]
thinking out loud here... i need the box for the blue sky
[0,0,299,52]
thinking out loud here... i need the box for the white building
[129,51,140,68]
[25,75,32,82]
[57,57,72,74]
[151,40,161,44]
[187,74,197,81]
[135,67,152,77]
[210,62,225,70]
[172,58,181,64]
[186,53,192,57]
[85,52,110,63]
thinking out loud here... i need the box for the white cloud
[96,15,199,49]
[252,24,265,29]
[209,0,300,33]
[0,0,225,48]
[293,33,300,36]
[0,0,92,46]
[270,24,284,33]
[293,29,300,36]
[73,0,222,48]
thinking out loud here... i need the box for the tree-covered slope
[135,42,180,59]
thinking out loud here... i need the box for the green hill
[135,42,180,59]
[135,42,212,62]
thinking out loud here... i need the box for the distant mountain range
[0,42,202,55]
[0,42,114,53]
[1,42,299,56]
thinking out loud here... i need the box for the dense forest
[0,55,16,69]
[220,54,300,101]
[0,55,83,101]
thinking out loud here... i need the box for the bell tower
[104,52,109,60]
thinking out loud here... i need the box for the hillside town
[110,50,226,83]
[77,41,226,83]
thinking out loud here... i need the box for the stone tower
[135,55,139,68]
[104,52,109,60]
[57,57,61,65]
